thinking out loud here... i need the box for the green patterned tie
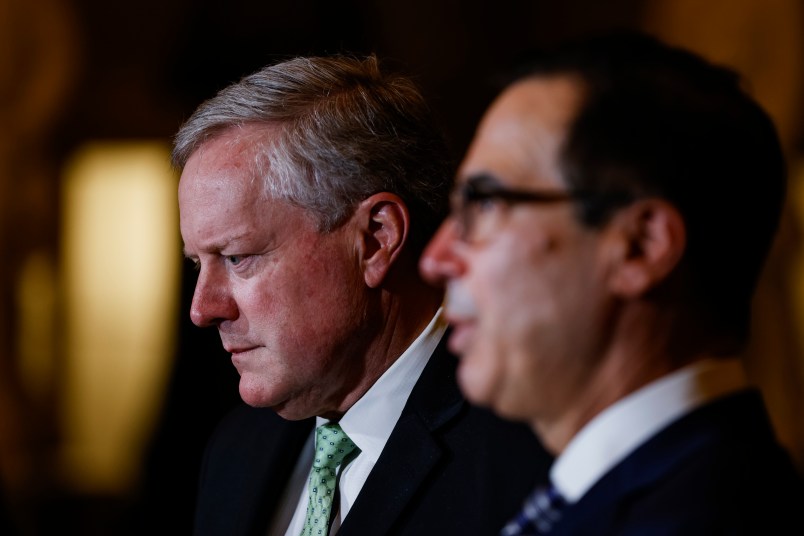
[301,423,359,536]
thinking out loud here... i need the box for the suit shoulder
[568,392,804,534]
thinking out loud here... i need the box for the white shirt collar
[318,307,448,462]
[551,358,749,503]
[276,308,447,536]
[316,307,447,530]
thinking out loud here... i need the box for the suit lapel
[237,411,313,536]
[338,335,464,535]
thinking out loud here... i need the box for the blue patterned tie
[500,484,567,535]
[301,423,359,536]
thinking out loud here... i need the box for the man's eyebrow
[462,172,505,190]
[181,233,252,259]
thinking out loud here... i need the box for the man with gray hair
[176,55,550,536]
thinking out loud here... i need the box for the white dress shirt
[550,358,749,503]
[268,308,447,536]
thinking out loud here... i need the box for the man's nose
[189,266,238,327]
[419,218,466,286]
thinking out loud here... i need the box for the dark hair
[515,32,787,345]
[173,55,452,255]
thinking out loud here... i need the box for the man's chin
[456,357,495,407]
[238,378,281,409]
[239,382,320,421]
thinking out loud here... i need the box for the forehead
[459,75,584,188]
[179,124,273,190]
[178,124,286,220]
[178,124,302,254]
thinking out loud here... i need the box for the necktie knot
[500,484,567,536]
[302,423,359,536]
[313,423,358,469]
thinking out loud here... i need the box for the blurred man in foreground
[420,32,804,534]
[176,55,550,536]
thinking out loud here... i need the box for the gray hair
[173,55,452,253]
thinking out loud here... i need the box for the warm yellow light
[60,141,180,493]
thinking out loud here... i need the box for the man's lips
[445,316,476,355]
[224,345,258,356]
[443,282,480,356]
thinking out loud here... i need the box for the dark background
[56,0,650,160]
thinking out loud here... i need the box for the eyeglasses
[450,174,627,242]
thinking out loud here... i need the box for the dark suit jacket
[194,336,552,536]
[552,390,804,535]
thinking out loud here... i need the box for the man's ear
[605,198,686,297]
[354,192,409,288]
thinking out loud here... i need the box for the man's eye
[468,196,500,214]
[227,255,243,265]
[478,197,499,210]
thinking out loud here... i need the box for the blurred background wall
[1,0,802,534]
